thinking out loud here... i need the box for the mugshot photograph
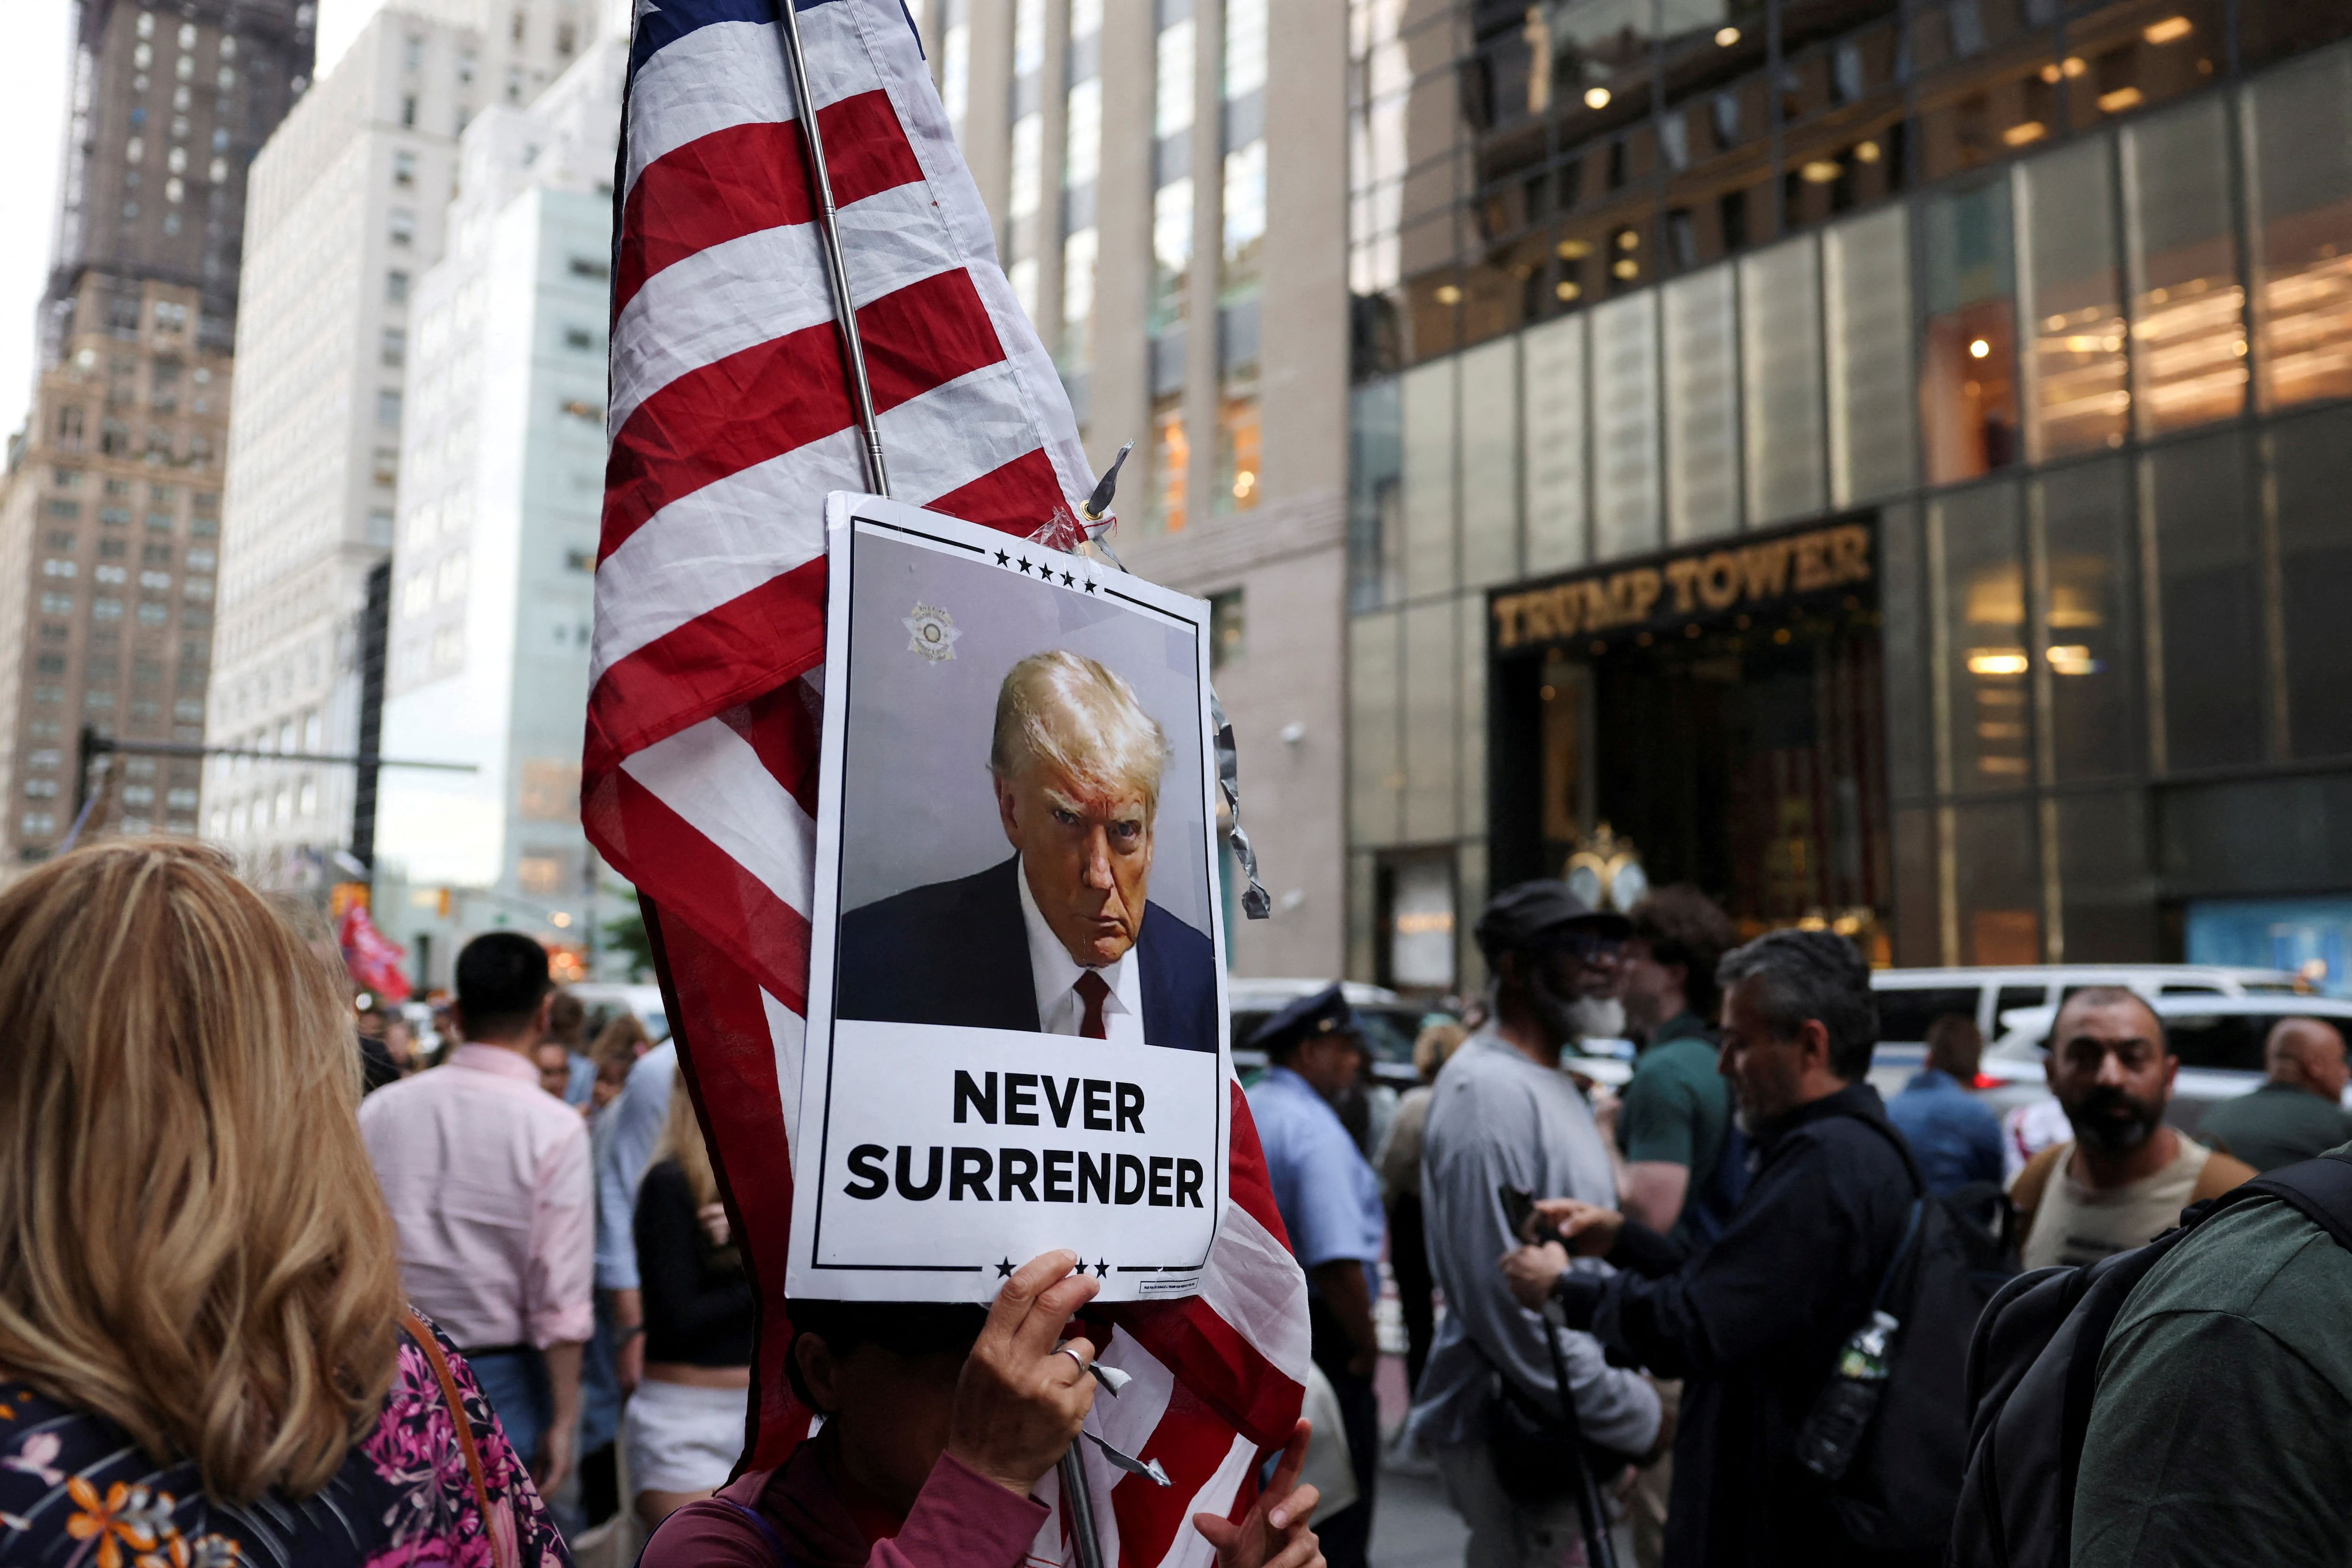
[836,649,1217,1053]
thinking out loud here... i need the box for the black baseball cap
[1473,879,1631,962]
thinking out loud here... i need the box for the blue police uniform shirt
[1247,1065,1386,1297]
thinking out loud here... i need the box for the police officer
[1246,984,1388,1568]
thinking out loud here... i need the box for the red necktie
[1075,972,1111,1039]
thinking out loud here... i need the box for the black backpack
[1947,1149,2352,1567]
[1817,1120,2018,1556]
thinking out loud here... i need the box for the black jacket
[834,856,1219,1053]
[1563,1083,1924,1568]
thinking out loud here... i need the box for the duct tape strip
[1212,688,1271,920]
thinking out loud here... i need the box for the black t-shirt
[635,1158,755,1367]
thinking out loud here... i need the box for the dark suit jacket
[835,856,1218,1053]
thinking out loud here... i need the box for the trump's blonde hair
[989,649,1170,820]
[0,840,404,1503]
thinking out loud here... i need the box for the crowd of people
[3,835,2349,1568]
[0,839,1324,1568]
[1246,875,2352,1568]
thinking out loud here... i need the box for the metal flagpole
[1057,1448,1107,1568]
[774,0,891,498]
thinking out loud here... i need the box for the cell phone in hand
[1499,1184,1559,1246]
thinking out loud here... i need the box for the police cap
[1246,982,1361,1059]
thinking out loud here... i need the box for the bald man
[836,650,1217,1053]
[2196,1017,2352,1172]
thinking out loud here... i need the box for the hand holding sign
[947,1250,1101,1500]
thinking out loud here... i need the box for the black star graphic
[996,1257,1016,1278]
[1061,570,1076,587]
[995,549,1010,566]
[1083,578,1098,594]
[1094,1259,1110,1277]
[1017,556,1033,575]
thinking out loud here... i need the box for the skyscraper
[201,0,605,890]
[0,0,313,865]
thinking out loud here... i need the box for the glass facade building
[1345,0,2352,989]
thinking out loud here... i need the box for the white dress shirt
[1017,854,1145,1045]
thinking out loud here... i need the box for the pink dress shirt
[359,1043,595,1351]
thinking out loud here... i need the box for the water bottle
[1796,1309,1899,1481]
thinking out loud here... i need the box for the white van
[1865,965,2303,1098]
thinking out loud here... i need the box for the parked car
[1228,978,1442,1089]
[1977,992,2352,1136]
[1864,964,2304,1100]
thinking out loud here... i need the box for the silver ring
[1055,1346,1089,1375]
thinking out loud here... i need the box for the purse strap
[399,1309,509,1563]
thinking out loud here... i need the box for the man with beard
[2010,987,2254,1269]
[1499,930,1931,1568]
[1407,882,1664,1568]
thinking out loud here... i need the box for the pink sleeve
[880,1453,1051,1568]
[527,1120,596,1348]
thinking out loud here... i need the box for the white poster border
[785,492,1231,1304]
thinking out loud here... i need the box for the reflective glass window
[1955,800,2042,964]
[1461,338,1521,586]
[2146,431,2263,771]
[1591,291,1661,560]
[2057,789,2159,960]
[2060,0,2225,134]
[1349,610,1402,844]
[1933,479,2030,793]
[2120,95,2246,436]
[2018,137,2126,461]
[2034,459,2138,784]
[2268,406,2352,761]
[1920,176,2020,485]
[1403,598,1460,840]
[1523,313,1589,573]
[1825,206,1915,505]
[1400,358,1458,597]
[2243,45,2352,410]
[1663,265,1740,544]
[1349,378,1403,609]
[1740,235,1827,524]
[1881,502,1931,801]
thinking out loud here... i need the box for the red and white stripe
[584,3,1307,1561]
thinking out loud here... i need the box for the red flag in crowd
[337,903,413,1005]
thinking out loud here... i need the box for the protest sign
[787,494,1230,1303]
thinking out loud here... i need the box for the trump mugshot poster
[786,494,1231,1304]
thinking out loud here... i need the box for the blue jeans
[465,1347,551,1472]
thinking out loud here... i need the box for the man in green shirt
[2197,1017,2352,1172]
[2073,1172,2352,1566]
[1616,886,1739,1249]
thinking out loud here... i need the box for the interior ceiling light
[1969,338,1992,359]
[1557,238,1592,260]
[1966,650,2030,676]
[1433,283,1462,304]
[2143,15,2193,43]
[1801,158,1840,183]
[2003,120,2049,146]
[1584,86,1612,109]
[1854,140,1881,163]
[2099,86,2145,113]
[1715,25,1740,45]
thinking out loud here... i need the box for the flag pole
[774,0,891,498]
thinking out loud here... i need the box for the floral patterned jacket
[0,1316,570,1568]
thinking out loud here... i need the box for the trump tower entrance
[1489,517,1894,958]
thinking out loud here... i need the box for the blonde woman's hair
[0,841,404,1503]
[989,649,1170,822]
[650,1066,720,1210]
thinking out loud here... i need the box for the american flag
[580,2,1311,1562]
